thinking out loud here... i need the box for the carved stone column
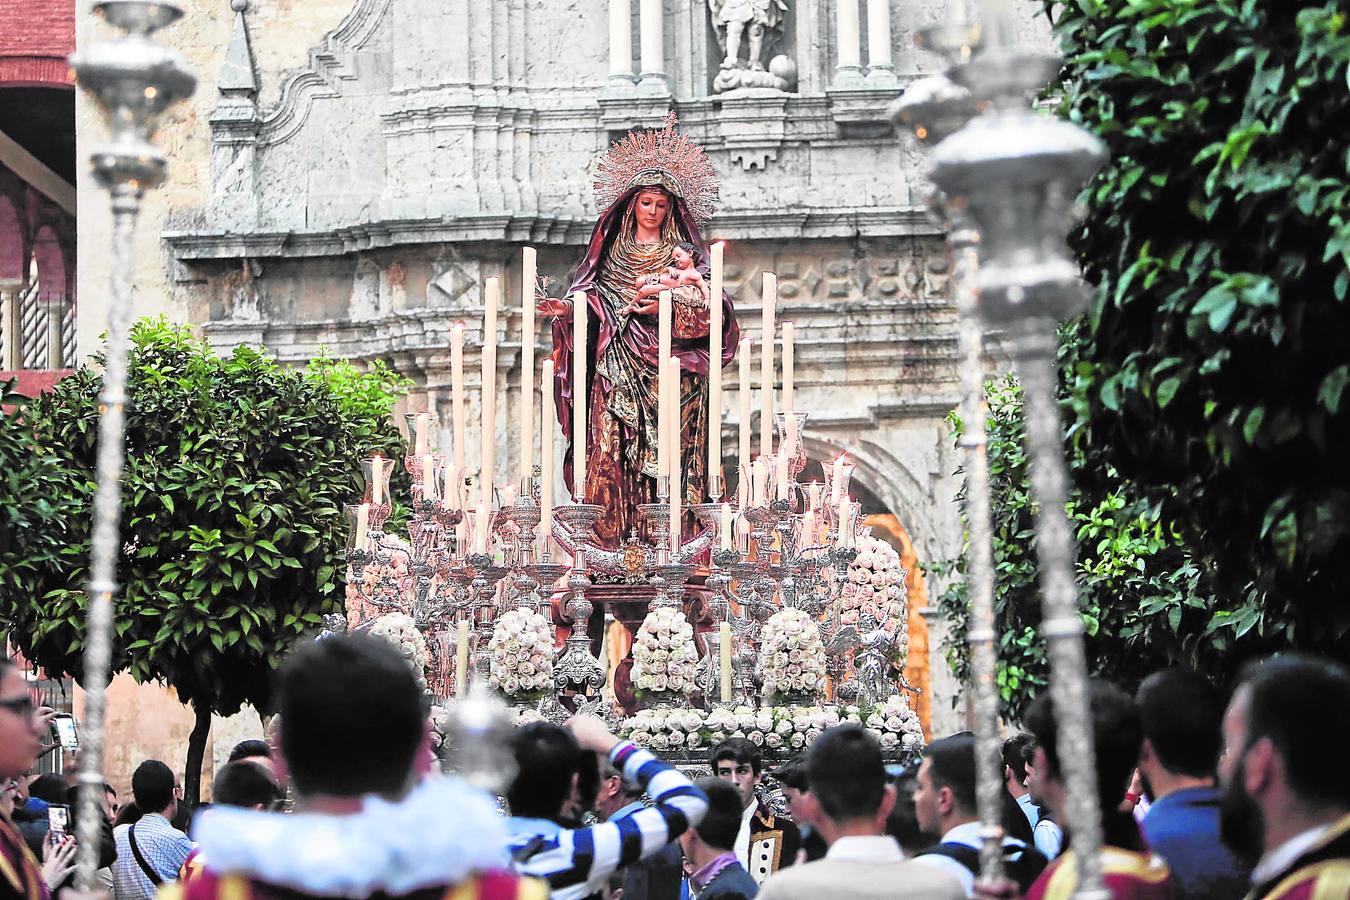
[866,0,896,84]
[0,279,22,370]
[609,0,635,83]
[638,0,667,92]
[834,0,864,87]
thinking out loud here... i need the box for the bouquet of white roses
[367,613,431,689]
[488,608,555,697]
[759,608,827,700]
[862,693,924,755]
[630,606,698,697]
[836,535,909,663]
[619,707,708,751]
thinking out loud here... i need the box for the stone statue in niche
[709,0,796,93]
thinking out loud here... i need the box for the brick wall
[0,0,75,86]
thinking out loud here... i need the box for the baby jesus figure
[624,242,709,315]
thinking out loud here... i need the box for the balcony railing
[0,282,75,371]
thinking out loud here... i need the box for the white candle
[443,463,460,510]
[667,356,681,550]
[541,359,555,556]
[474,502,489,555]
[355,502,369,550]
[708,242,724,493]
[831,455,846,505]
[454,619,470,696]
[784,412,800,459]
[371,456,384,505]
[808,481,823,513]
[752,457,767,507]
[720,502,732,551]
[572,291,588,500]
[414,412,430,457]
[775,450,788,501]
[452,324,466,475]
[520,247,537,482]
[481,277,500,495]
[801,510,817,547]
[719,621,732,703]
[838,497,853,548]
[782,321,794,415]
[421,454,435,500]
[760,272,776,457]
[738,337,752,499]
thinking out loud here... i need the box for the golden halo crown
[594,114,720,225]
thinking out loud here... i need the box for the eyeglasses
[0,696,34,718]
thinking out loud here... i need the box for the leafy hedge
[0,319,409,800]
[1049,0,1350,647]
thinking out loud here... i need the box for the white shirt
[734,798,758,871]
[825,835,905,864]
[1251,822,1335,886]
[1015,793,1039,830]
[1033,816,1063,860]
[914,822,984,896]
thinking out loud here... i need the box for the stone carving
[709,0,795,93]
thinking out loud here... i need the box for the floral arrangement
[367,612,431,689]
[837,535,909,661]
[630,606,699,697]
[616,701,924,760]
[488,608,555,697]
[758,607,827,699]
[862,694,924,754]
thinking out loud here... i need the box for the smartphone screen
[53,715,78,751]
[47,805,68,838]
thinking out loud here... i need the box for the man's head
[1136,668,1223,794]
[1024,680,1142,829]
[277,633,424,799]
[710,738,761,809]
[212,760,282,810]
[595,755,643,821]
[680,778,744,862]
[131,760,180,818]
[1219,655,1350,865]
[803,725,895,841]
[914,734,978,837]
[1002,734,1035,797]
[103,783,119,820]
[771,755,814,827]
[0,660,41,781]
[508,722,584,820]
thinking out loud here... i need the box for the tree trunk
[183,703,212,811]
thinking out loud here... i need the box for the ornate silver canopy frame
[68,1,195,888]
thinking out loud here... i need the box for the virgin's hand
[536,297,572,319]
[43,835,77,888]
[629,296,660,316]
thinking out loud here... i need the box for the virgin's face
[634,189,671,234]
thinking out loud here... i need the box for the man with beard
[1218,655,1350,900]
[1021,681,1175,900]
[1135,668,1249,899]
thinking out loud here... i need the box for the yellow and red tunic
[1250,813,1350,900]
[1026,845,1177,900]
[0,817,47,900]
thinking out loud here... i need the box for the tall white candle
[760,272,776,456]
[452,324,466,475]
[720,502,732,551]
[572,291,588,500]
[775,449,788,501]
[540,359,555,556]
[355,503,369,550]
[738,337,752,498]
[782,321,795,414]
[454,619,470,696]
[752,457,767,507]
[708,242,724,493]
[831,455,846,505]
[414,412,430,457]
[520,247,537,482]
[421,454,435,499]
[658,290,672,479]
[667,356,681,550]
[481,277,500,495]
[719,621,732,704]
[838,497,853,548]
[474,502,489,555]
[807,481,823,513]
[371,456,384,505]
[801,510,817,547]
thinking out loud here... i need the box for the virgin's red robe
[549,186,739,549]
[1026,846,1177,900]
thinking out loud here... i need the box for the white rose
[668,731,686,746]
[686,732,703,750]
[651,734,669,750]
[880,732,899,751]
[710,731,726,743]
[747,730,765,746]
[789,732,806,749]
[765,732,783,749]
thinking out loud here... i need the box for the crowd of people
[2,638,1348,900]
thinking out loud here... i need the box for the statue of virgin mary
[541,117,739,549]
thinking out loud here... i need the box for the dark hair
[131,760,176,813]
[1135,668,1223,778]
[710,737,762,776]
[1238,654,1350,807]
[28,774,68,804]
[924,734,977,815]
[112,801,142,828]
[693,777,745,851]
[212,760,281,809]
[508,722,582,819]
[885,769,925,848]
[772,755,810,792]
[1002,734,1036,784]
[1001,784,1035,845]
[277,633,423,798]
[1025,680,1143,845]
[227,740,272,764]
[574,744,600,818]
[807,725,886,822]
